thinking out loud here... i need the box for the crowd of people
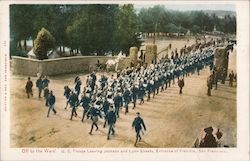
[24,39,235,146]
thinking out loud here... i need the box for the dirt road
[10,38,237,148]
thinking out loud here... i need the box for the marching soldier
[42,76,50,89]
[63,86,71,109]
[79,94,91,122]
[69,91,79,120]
[47,91,57,117]
[114,93,122,118]
[146,80,152,101]
[88,106,102,135]
[132,112,146,147]
[44,87,50,106]
[207,74,213,96]
[152,79,156,98]
[105,108,117,140]
[123,88,130,114]
[25,77,33,98]
[138,83,145,105]
[155,76,161,95]
[178,77,185,94]
[102,98,110,127]
[229,70,234,87]
[131,85,138,109]
[36,76,43,98]
[74,76,82,98]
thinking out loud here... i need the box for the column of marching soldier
[25,45,215,146]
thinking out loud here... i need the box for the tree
[114,4,141,54]
[66,4,119,55]
[191,25,201,34]
[33,28,55,60]
[10,5,36,50]
[138,5,167,34]
[165,23,179,33]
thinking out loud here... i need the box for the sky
[134,4,235,12]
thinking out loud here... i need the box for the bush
[33,28,55,60]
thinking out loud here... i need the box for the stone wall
[145,44,157,64]
[129,47,138,66]
[117,57,130,70]
[11,56,130,76]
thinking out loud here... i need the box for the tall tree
[114,4,141,54]
[33,28,55,60]
[10,5,36,50]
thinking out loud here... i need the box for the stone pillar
[145,44,157,64]
[129,47,138,66]
[214,48,229,82]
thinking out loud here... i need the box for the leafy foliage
[33,28,55,60]
[10,4,236,58]
[138,6,236,34]
[191,25,202,34]
[114,4,140,54]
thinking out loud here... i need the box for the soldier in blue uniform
[168,71,173,87]
[196,62,202,75]
[63,86,71,109]
[138,83,145,105]
[36,76,43,98]
[91,72,97,85]
[155,77,159,95]
[44,87,49,106]
[69,91,79,120]
[74,76,82,98]
[123,88,130,114]
[132,112,146,146]
[146,80,152,101]
[88,106,102,135]
[47,91,57,117]
[105,108,117,140]
[42,76,50,89]
[79,94,91,122]
[100,75,107,90]
[113,93,122,118]
[131,85,138,109]
[152,79,156,98]
[160,73,165,92]
[102,97,110,127]
[164,72,168,90]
